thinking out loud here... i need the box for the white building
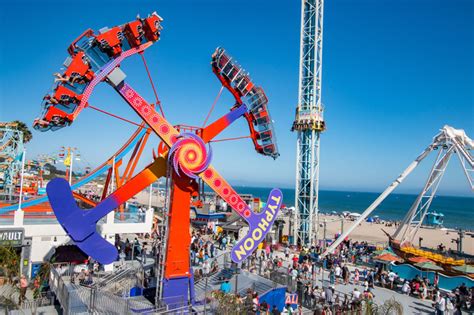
[0,207,154,279]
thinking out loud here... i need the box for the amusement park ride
[0,123,24,197]
[323,125,474,275]
[27,12,282,305]
[292,0,326,246]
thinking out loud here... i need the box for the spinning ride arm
[117,82,282,262]
[209,48,279,159]
[48,157,167,263]
[39,14,282,271]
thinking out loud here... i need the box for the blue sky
[0,0,473,196]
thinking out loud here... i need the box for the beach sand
[132,190,473,256]
[316,214,474,255]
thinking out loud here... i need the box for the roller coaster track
[0,125,148,213]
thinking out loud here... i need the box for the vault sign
[0,228,24,247]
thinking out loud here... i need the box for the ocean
[232,187,474,231]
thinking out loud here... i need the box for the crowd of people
[193,235,474,314]
[20,214,470,315]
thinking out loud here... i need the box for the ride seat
[124,20,144,47]
[53,85,83,105]
[64,52,94,82]
[143,13,163,42]
[254,109,270,126]
[95,27,124,57]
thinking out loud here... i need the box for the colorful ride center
[32,13,282,305]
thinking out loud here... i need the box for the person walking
[324,285,334,306]
[19,275,28,305]
[343,265,350,285]
[329,268,335,285]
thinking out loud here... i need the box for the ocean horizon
[232,186,474,231]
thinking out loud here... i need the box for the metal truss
[393,146,453,244]
[293,0,325,246]
[322,125,473,257]
[0,126,24,192]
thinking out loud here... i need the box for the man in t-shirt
[335,265,342,284]
[352,288,361,300]
[220,280,231,294]
[388,271,397,289]
[435,294,446,314]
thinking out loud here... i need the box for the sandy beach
[316,214,474,255]
[132,189,473,255]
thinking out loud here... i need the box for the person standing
[435,293,446,315]
[329,268,335,285]
[203,259,211,275]
[334,264,341,284]
[281,303,294,315]
[354,268,360,285]
[141,246,147,264]
[18,275,28,305]
[324,286,334,306]
[343,265,350,285]
[271,305,281,315]
[210,242,215,258]
[434,272,439,287]
[219,280,231,294]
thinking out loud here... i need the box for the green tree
[0,246,20,283]
[211,290,243,314]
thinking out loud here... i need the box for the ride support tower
[292,0,326,246]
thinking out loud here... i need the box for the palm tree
[378,297,404,315]
[11,120,33,144]
[362,297,403,315]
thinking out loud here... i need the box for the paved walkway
[316,274,434,314]
[255,249,438,314]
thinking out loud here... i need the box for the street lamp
[203,260,211,315]
[58,147,81,185]
[17,149,26,211]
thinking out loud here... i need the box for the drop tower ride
[292,0,325,246]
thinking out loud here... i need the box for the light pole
[321,219,327,287]
[148,183,153,210]
[322,219,327,251]
[68,150,74,185]
[203,260,210,315]
[59,147,81,185]
[458,230,464,253]
[17,149,26,211]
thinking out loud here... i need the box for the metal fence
[50,264,153,314]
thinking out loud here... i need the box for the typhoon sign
[231,188,283,262]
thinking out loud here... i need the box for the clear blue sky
[0,0,472,196]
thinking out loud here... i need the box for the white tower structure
[292,0,325,245]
